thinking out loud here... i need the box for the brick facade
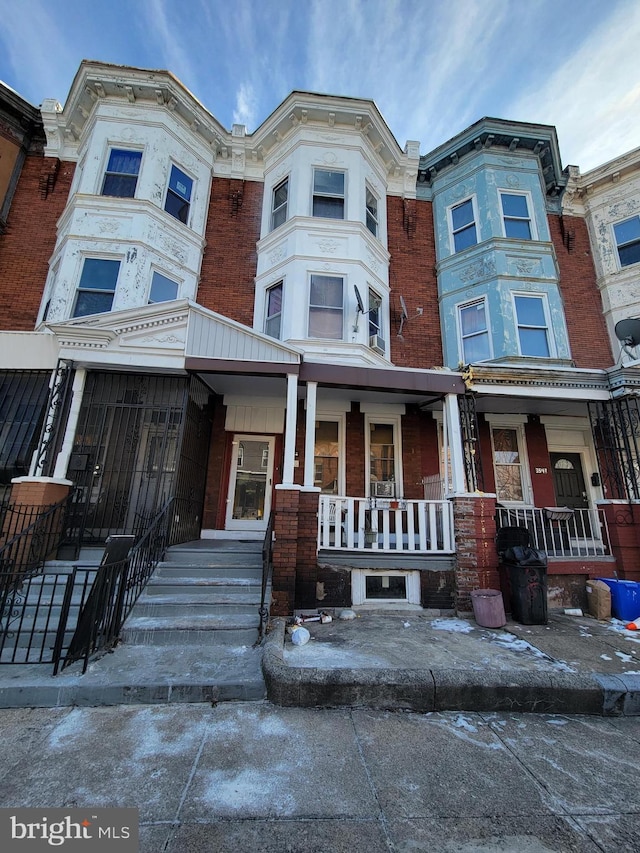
[0,156,75,330]
[452,495,499,612]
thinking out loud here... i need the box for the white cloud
[505,0,640,169]
[233,82,258,129]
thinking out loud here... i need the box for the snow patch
[452,714,478,733]
[431,618,475,633]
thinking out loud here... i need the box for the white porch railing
[495,506,611,557]
[318,496,454,553]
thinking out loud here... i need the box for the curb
[262,618,640,715]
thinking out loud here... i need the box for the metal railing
[318,496,454,553]
[258,510,275,640]
[0,494,75,585]
[495,506,610,557]
[0,498,173,673]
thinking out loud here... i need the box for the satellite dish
[354,285,365,314]
[399,294,409,319]
[615,318,640,361]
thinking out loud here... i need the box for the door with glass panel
[225,435,274,531]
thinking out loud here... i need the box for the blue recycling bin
[596,578,640,621]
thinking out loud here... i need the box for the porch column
[303,381,318,488]
[281,372,298,487]
[444,393,466,494]
[52,368,86,479]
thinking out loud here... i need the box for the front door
[225,435,275,531]
[550,453,589,510]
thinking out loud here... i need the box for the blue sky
[0,0,638,172]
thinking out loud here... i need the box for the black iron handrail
[0,493,75,594]
[57,497,175,673]
[258,509,275,640]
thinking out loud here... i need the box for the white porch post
[303,381,318,488]
[52,368,87,479]
[281,372,298,487]
[444,393,467,494]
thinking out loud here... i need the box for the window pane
[314,170,344,195]
[519,328,550,357]
[505,218,532,239]
[267,284,283,315]
[495,466,524,501]
[309,308,343,338]
[515,296,545,326]
[493,429,519,463]
[102,174,138,197]
[313,196,344,218]
[461,302,486,336]
[452,199,474,231]
[79,259,120,291]
[614,217,640,246]
[73,291,114,318]
[168,166,192,202]
[463,332,490,362]
[165,192,190,223]
[310,275,343,308]
[501,194,529,217]
[273,180,288,209]
[107,149,141,176]
[618,242,640,267]
[315,421,339,493]
[454,224,477,251]
[149,272,178,303]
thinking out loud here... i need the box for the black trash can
[503,545,548,625]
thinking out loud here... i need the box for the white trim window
[148,271,179,304]
[458,299,491,363]
[365,186,379,236]
[72,258,120,318]
[101,148,142,198]
[366,416,402,498]
[449,197,477,252]
[613,215,640,268]
[264,281,283,339]
[165,164,193,225]
[490,422,530,504]
[368,288,385,353]
[313,169,345,219]
[500,191,534,240]
[271,178,288,231]
[513,293,551,357]
[308,274,344,339]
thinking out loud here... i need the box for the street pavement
[0,701,638,852]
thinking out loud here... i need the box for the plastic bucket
[470,588,506,628]
[597,579,640,621]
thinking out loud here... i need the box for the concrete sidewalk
[0,702,638,852]
[263,610,640,715]
[0,609,639,714]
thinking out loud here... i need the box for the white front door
[225,435,275,531]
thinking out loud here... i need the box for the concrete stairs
[121,539,266,647]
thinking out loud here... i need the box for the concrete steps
[121,540,266,648]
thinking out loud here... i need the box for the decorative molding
[459,256,496,283]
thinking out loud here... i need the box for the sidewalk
[263,610,640,716]
[0,608,639,714]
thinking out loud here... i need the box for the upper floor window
[271,178,288,231]
[102,149,142,198]
[264,282,283,339]
[148,271,179,304]
[514,294,550,357]
[313,169,345,219]
[165,164,193,224]
[459,300,491,362]
[368,289,384,352]
[309,274,343,339]
[614,216,640,267]
[72,258,120,318]
[450,198,477,252]
[366,187,378,236]
[500,192,533,240]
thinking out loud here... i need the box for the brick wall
[548,213,613,369]
[198,177,263,325]
[387,196,443,368]
[525,418,556,507]
[346,404,365,496]
[271,488,300,616]
[0,155,75,329]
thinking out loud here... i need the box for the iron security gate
[67,373,212,545]
[589,398,640,501]
[0,370,51,497]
